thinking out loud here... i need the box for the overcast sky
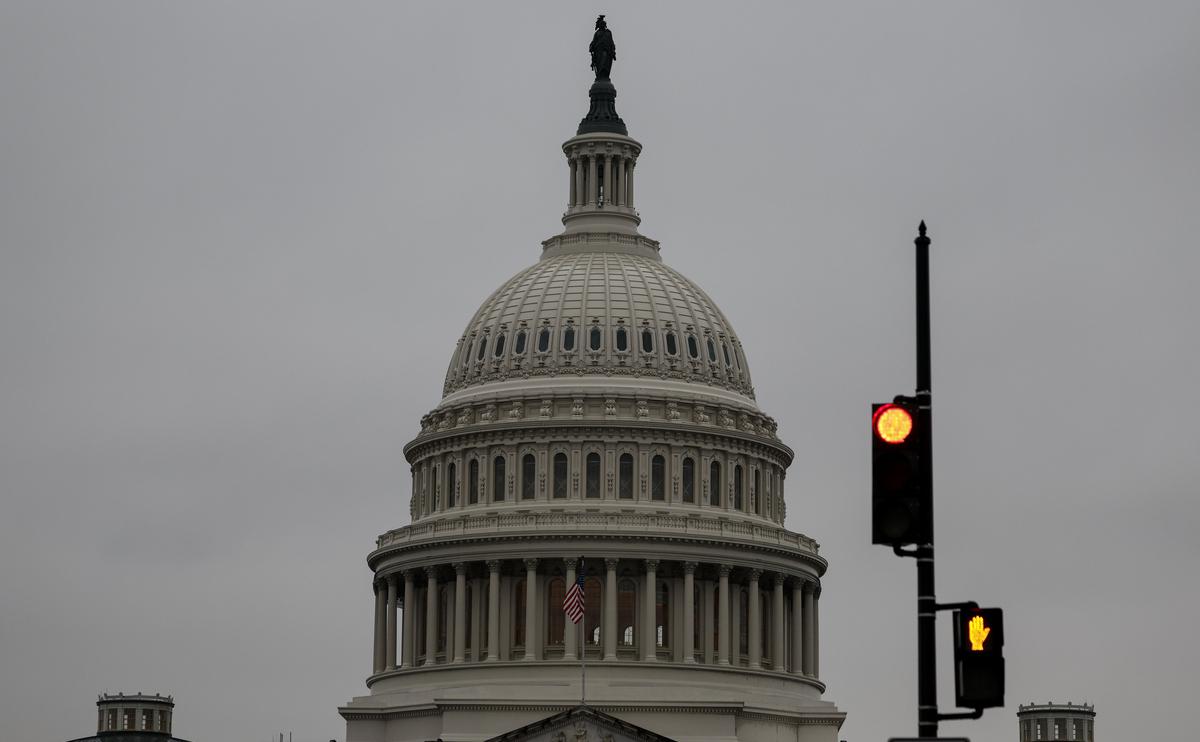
[2,3,1198,742]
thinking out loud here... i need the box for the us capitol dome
[340,17,844,742]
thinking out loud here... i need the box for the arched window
[563,325,576,351]
[656,581,670,648]
[447,462,457,507]
[589,325,602,351]
[665,330,678,356]
[615,326,629,352]
[584,577,603,645]
[493,332,506,358]
[431,465,439,511]
[514,329,527,355]
[492,456,506,502]
[476,335,488,361]
[722,341,733,367]
[618,454,634,499]
[522,454,536,500]
[618,578,637,647]
[553,452,568,499]
[687,334,699,359]
[546,578,566,646]
[468,459,479,504]
[586,453,601,499]
[537,326,551,353]
[439,585,450,654]
[641,327,654,353]
[738,588,749,657]
[651,455,665,501]
[709,461,722,506]
[754,469,762,515]
[513,579,526,648]
[707,337,718,363]
[682,457,695,503]
[734,464,744,510]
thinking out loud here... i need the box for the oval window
[706,338,718,362]
[537,327,551,353]
[687,334,699,359]
[641,328,654,353]
[563,325,576,351]
[616,326,629,352]
[494,333,506,358]
[514,330,527,355]
[722,342,732,367]
[665,331,678,356]
[589,325,602,351]
[476,335,488,361]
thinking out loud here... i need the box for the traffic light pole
[914,222,937,738]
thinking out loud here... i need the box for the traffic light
[953,607,1005,708]
[871,398,931,545]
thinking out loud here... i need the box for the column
[385,575,398,670]
[568,157,577,207]
[453,563,467,663]
[802,581,815,675]
[486,561,500,661]
[790,579,804,674]
[604,155,615,206]
[586,154,598,205]
[373,580,386,674]
[717,564,731,665]
[401,570,415,668]
[748,569,762,668]
[703,581,715,663]
[424,566,439,665]
[470,578,483,662]
[683,562,697,663]
[772,574,785,671]
[523,558,539,660]
[617,155,626,206]
[576,155,586,207]
[626,160,635,207]
[604,558,618,660]
[813,585,821,676]
[643,559,658,661]
[564,558,578,661]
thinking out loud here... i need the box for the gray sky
[2,3,1197,742]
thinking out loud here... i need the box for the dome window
[618,453,634,499]
[521,454,536,500]
[537,327,551,353]
[734,464,744,510]
[563,325,576,352]
[493,332,506,358]
[514,329,527,355]
[651,455,665,501]
[722,342,732,367]
[681,457,695,503]
[553,453,568,499]
[586,453,601,499]
[492,456,506,502]
[615,326,629,352]
[589,325,603,351]
[687,334,699,359]
[641,328,654,353]
[468,460,479,504]
[709,461,721,507]
[706,337,718,363]
[476,335,489,361]
[665,330,678,357]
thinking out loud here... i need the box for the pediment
[486,705,675,742]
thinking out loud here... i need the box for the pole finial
[918,220,927,237]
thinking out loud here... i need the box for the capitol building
[338,19,844,742]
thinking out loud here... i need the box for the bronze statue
[589,15,616,80]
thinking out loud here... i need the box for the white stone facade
[340,45,843,742]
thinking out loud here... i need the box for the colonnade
[371,557,820,679]
[568,150,635,209]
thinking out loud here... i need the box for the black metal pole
[914,221,937,737]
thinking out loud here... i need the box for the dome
[443,236,756,404]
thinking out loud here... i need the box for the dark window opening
[492,456,506,501]
[616,326,629,352]
[477,335,488,361]
[707,338,718,362]
[651,455,665,500]
[563,325,576,351]
[682,457,695,503]
[687,334,699,359]
[586,453,601,498]
[494,333,506,357]
[619,454,634,499]
[468,459,479,504]
[589,325,602,351]
[514,330,527,355]
[665,331,678,356]
[709,461,721,506]
[537,327,551,353]
[522,454,536,500]
[641,328,654,353]
[553,452,568,499]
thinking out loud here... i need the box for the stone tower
[338,21,843,742]
[1017,702,1095,741]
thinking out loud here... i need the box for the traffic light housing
[871,398,931,545]
[953,607,1005,708]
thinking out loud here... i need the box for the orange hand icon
[968,615,991,651]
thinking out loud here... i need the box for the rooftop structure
[1018,702,1095,741]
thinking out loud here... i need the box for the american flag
[563,558,585,624]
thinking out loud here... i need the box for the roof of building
[486,705,676,742]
